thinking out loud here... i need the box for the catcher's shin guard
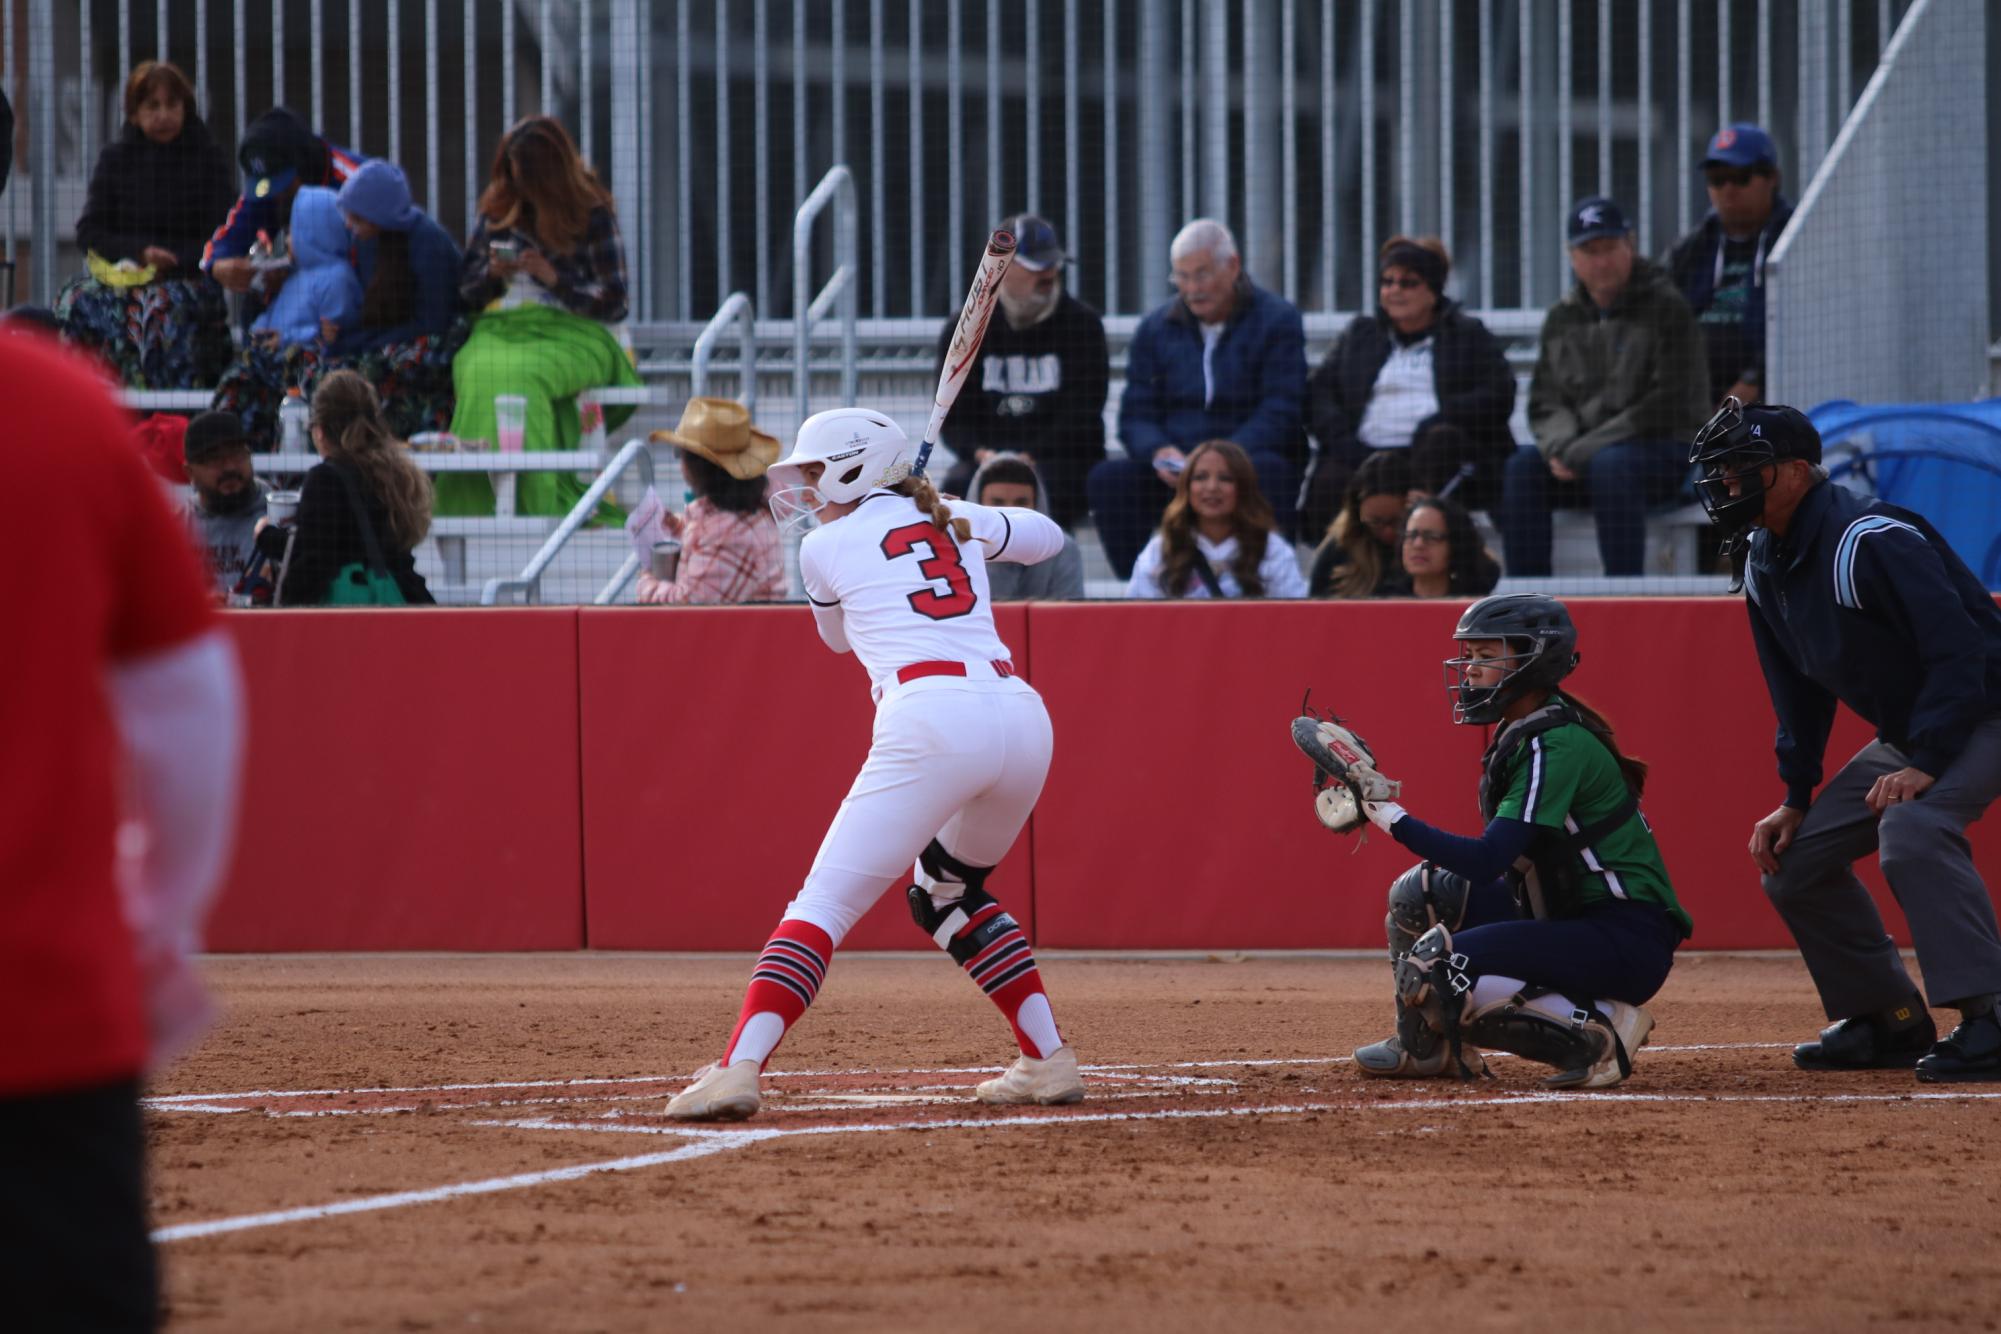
[1461,990,1653,1089]
[908,856,1061,1061]
[1393,925,1488,1079]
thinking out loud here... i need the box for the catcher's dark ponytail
[1559,691,1649,795]
[897,474,973,542]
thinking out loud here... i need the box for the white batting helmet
[767,407,913,506]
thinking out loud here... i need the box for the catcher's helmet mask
[1445,594,1580,725]
[1687,395,1771,545]
[1687,396,1824,556]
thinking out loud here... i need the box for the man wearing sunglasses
[1664,122,1793,410]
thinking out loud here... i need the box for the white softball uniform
[782,491,1066,944]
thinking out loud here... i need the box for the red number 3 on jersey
[880,521,978,620]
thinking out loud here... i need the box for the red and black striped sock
[721,919,832,1069]
[950,901,1061,1059]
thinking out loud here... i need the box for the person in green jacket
[1499,197,1711,576]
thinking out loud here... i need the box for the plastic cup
[266,490,301,525]
[494,394,528,454]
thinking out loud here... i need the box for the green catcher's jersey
[1491,720,1693,936]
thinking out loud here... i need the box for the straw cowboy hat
[649,398,781,480]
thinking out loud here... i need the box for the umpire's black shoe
[1793,997,1936,1071]
[1915,1008,2001,1084]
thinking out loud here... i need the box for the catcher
[1294,594,1692,1087]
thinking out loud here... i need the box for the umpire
[1691,398,2001,1082]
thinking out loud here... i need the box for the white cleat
[975,1045,1086,1106]
[665,1061,762,1121]
[1546,1002,1655,1090]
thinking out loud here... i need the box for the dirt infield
[149,953,2001,1332]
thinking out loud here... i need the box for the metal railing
[480,435,656,605]
[6,1,1926,322]
[1766,0,1989,408]
[792,164,858,425]
[690,289,756,407]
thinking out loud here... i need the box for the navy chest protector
[1477,700,1639,919]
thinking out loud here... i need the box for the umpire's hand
[1865,766,1936,816]
[1749,804,1807,875]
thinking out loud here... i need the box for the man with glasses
[1665,123,1793,409]
[1088,217,1306,580]
[1500,196,1710,577]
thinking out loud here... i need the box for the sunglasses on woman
[1379,274,1426,290]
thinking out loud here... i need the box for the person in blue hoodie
[1692,398,2001,1084]
[333,160,462,354]
[248,186,360,350]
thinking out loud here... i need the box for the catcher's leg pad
[1393,925,1488,1079]
[1459,986,1608,1077]
[1388,862,1474,958]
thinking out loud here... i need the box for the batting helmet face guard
[1443,594,1580,725]
[766,407,914,532]
[1688,396,1824,547]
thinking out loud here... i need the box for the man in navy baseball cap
[999,213,1068,272]
[1566,196,1631,245]
[1700,122,1779,170]
[1666,122,1792,409]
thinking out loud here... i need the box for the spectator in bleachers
[334,161,464,354]
[201,106,364,297]
[180,410,271,598]
[250,370,434,605]
[1500,197,1710,577]
[436,116,642,518]
[212,161,468,451]
[57,61,234,388]
[1125,439,1306,600]
[635,398,786,605]
[1664,123,1793,409]
[969,453,1086,600]
[1397,495,1501,600]
[1091,218,1306,580]
[247,187,361,350]
[936,214,1109,532]
[1300,236,1516,537]
[1308,449,1414,599]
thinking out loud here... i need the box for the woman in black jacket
[58,61,236,387]
[1300,236,1516,534]
[254,371,436,606]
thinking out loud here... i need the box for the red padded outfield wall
[205,600,1997,951]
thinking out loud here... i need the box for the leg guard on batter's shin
[906,854,1061,1060]
[1391,925,1489,1079]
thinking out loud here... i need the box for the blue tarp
[1811,399,2001,589]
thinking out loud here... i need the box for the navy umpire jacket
[1745,478,2001,809]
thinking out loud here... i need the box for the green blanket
[436,304,642,517]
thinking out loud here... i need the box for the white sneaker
[1546,1002,1654,1090]
[975,1045,1085,1106]
[665,1061,762,1121]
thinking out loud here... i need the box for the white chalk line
[154,1074,2001,1245]
[151,1132,765,1243]
[144,1042,1792,1110]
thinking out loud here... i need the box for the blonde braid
[896,474,973,542]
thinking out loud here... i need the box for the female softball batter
[667,407,1080,1121]
[1346,594,1692,1087]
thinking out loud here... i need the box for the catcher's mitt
[1291,692,1401,834]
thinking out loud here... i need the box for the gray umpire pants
[1762,715,2001,1017]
